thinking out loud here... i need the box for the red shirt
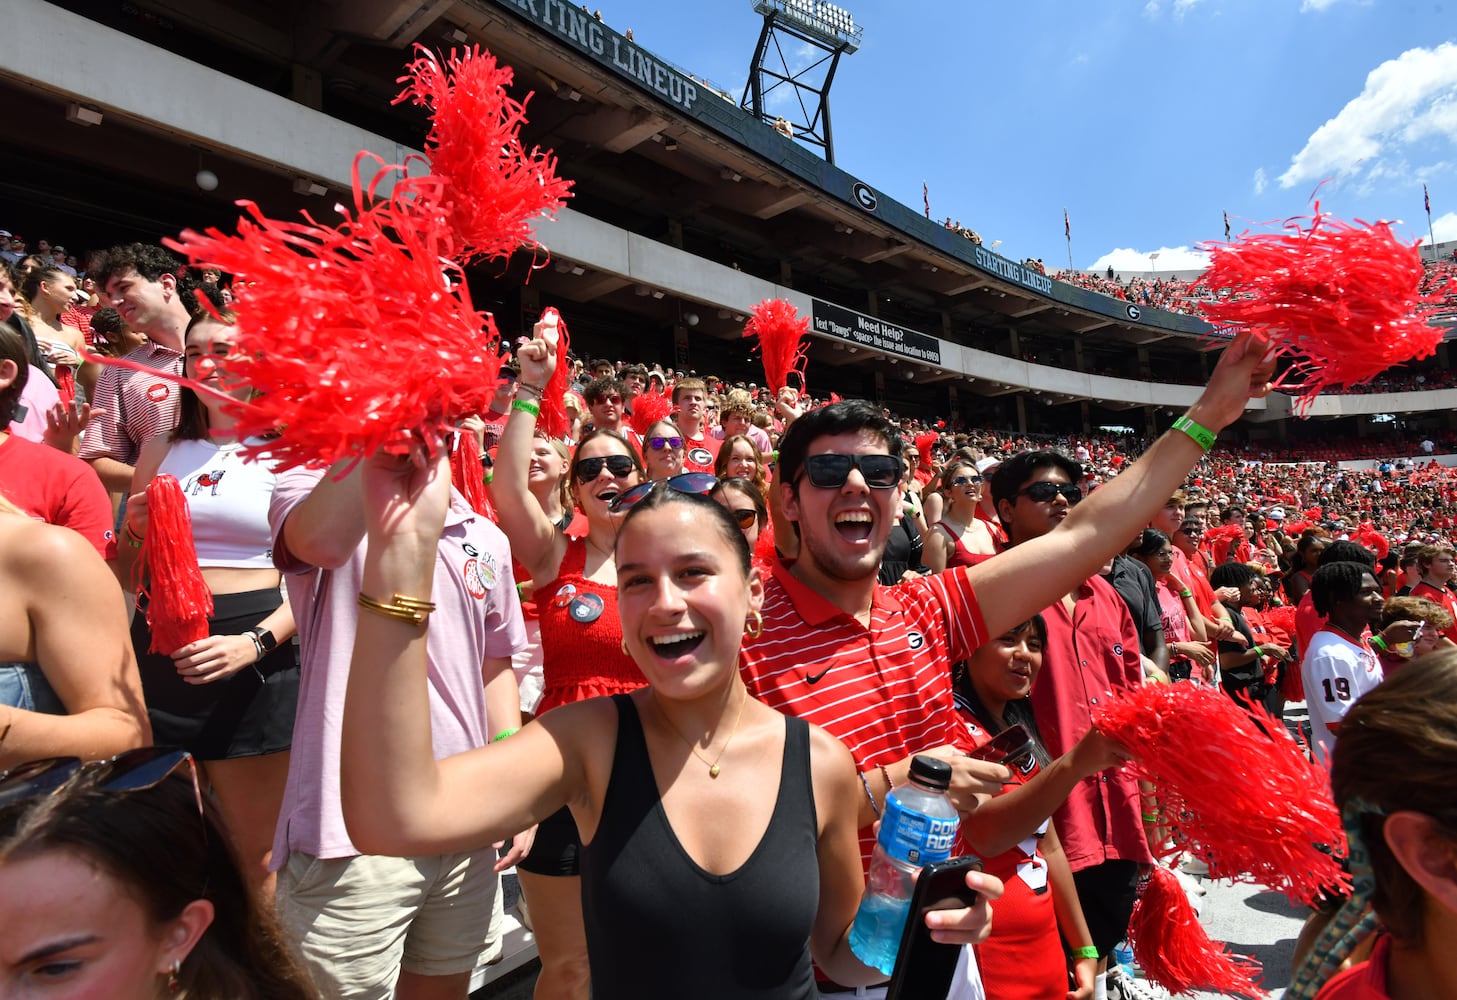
[1409,581,1457,644]
[958,717,1065,1000]
[1314,934,1391,1000]
[1030,574,1154,872]
[0,433,116,559]
[741,562,987,866]
[681,433,720,474]
[1295,590,1329,653]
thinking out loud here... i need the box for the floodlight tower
[742,0,862,164]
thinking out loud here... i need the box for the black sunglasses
[949,475,983,487]
[800,453,904,490]
[0,746,204,819]
[575,454,637,484]
[1018,481,1083,505]
[611,473,719,512]
[646,435,683,451]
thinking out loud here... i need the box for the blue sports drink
[848,755,960,975]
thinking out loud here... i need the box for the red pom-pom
[163,192,502,470]
[55,366,76,407]
[1355,523,1390,562]
[754,514,778,569]
[1092,684,1349,904]
[742,299,809,394]
[393,45,572,264]
[535,308,572,440]
[1128,866,1263,997]
[1196,206,1450,411]
[628,388,674,436]
[914,432,938,470]
[143,474,214,655]
[451,436,495,521]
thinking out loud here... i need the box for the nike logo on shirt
[804,667,831,685]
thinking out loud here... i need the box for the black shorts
[133,588,299,760]
[1071,859,1141,959]
[517,805,581,877]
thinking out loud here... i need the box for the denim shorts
[0,662,65,715]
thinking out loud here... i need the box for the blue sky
[576,1,1457,274]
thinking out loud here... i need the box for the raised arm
[489,317,566,584]
[338,451,586,857]
[970,334,1277,638]
[277,459,368,570]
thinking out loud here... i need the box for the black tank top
[581,695,820,1000]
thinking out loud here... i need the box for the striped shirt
[77,343,182,466]
[741,561,987,863]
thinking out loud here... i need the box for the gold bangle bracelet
[357,592,436,626]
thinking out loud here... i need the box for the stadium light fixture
[752,0,862,53]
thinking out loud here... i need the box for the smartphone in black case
[884,856,981,1000]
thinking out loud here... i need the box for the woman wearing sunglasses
[341,457,1001,999]
[926,459,999,573]
[0,494,150,769]
[712,476,769,550]
[491,318,649,1000]
[0,748,315,999]
[641,419,686,482]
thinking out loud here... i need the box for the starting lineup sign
[497,0,702,113]
[811,299,943,366]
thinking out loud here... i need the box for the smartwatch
[246,628,278,653]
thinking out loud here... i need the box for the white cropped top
[157,437,278,570]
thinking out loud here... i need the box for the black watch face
[256,629,278,651]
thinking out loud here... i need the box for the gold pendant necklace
[653,686,748,778]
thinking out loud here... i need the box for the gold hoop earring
[621,639,630,657]
[744,611,764,639]
[167,959,181,992]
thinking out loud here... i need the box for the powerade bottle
[847,755,960,975]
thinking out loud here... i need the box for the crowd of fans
[4,235,1457,1000]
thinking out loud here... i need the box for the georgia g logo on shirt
[687,447,714,467]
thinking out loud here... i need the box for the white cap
[975,456,1000,475]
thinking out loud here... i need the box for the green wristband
[1369,635,1388,652]
[511,398,540,418]
[1171,414,1217,452]
[491,727,520,743]
[1142,812,1160,823]
[1072,946,1100,960]
[1250,645,1262,658]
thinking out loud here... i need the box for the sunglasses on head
[800,453,904,490]
[949,475,983,487]
[646,435,683,451]
[575,454,637,484]
[0,746,205,823]
[611,472,719,512]
[1018,481,1083,504]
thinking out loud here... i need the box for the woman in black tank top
[339,455,999,997]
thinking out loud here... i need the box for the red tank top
[535,537,645,714]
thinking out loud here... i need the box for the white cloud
[1172,0,1201,17]
[1088,245,1212,274]
[1419,210,1457,244]
[1300,0,1341,11]
[1142,1,1160,17]
[1253,167,1268,194]
[1278,43,1457,190]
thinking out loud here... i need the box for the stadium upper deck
[3,0,1453,441]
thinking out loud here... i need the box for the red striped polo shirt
[741,561,988,863]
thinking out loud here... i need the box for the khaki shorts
[276,850,503,1000]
